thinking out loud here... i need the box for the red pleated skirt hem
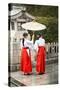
[20,48,32,73]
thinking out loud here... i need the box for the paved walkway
[10,63,58,86]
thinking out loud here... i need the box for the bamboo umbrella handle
[32,31,34,42]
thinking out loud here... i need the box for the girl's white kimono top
[20,38,33,55]
[34,37,45,52]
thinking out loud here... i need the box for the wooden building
[9,6,35,42]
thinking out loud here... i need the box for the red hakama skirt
[36,46,46,73]
[20,47,32,73]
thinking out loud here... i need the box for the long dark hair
[22,33,28,46]
[22,38,24,46]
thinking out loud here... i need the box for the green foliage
[35,17,58,42]
[26,5,58,17]
[26,5,58,43]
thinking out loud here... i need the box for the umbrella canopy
[22,21,46,31]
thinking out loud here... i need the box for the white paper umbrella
[22,21,46,31]
[22,21,46,41]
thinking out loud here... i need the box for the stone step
[9,77,26,87]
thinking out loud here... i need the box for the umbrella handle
[32,32,34,42]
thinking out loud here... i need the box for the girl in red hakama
[20,33,33,75]
[36,46,46,74]
[34,35,46,74]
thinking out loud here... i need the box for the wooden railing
[46,42,58,58]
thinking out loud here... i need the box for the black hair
[38,34,43,38]
[22,38,24,46]
[22,33,28,46]
[23,33,28,37]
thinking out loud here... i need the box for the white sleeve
[20,40,23,49]
[27,40,33,44]
[26,40,33,50]
[34,40,38,51]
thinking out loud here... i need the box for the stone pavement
[10,62,58,86]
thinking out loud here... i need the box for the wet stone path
[10,62,58,86]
